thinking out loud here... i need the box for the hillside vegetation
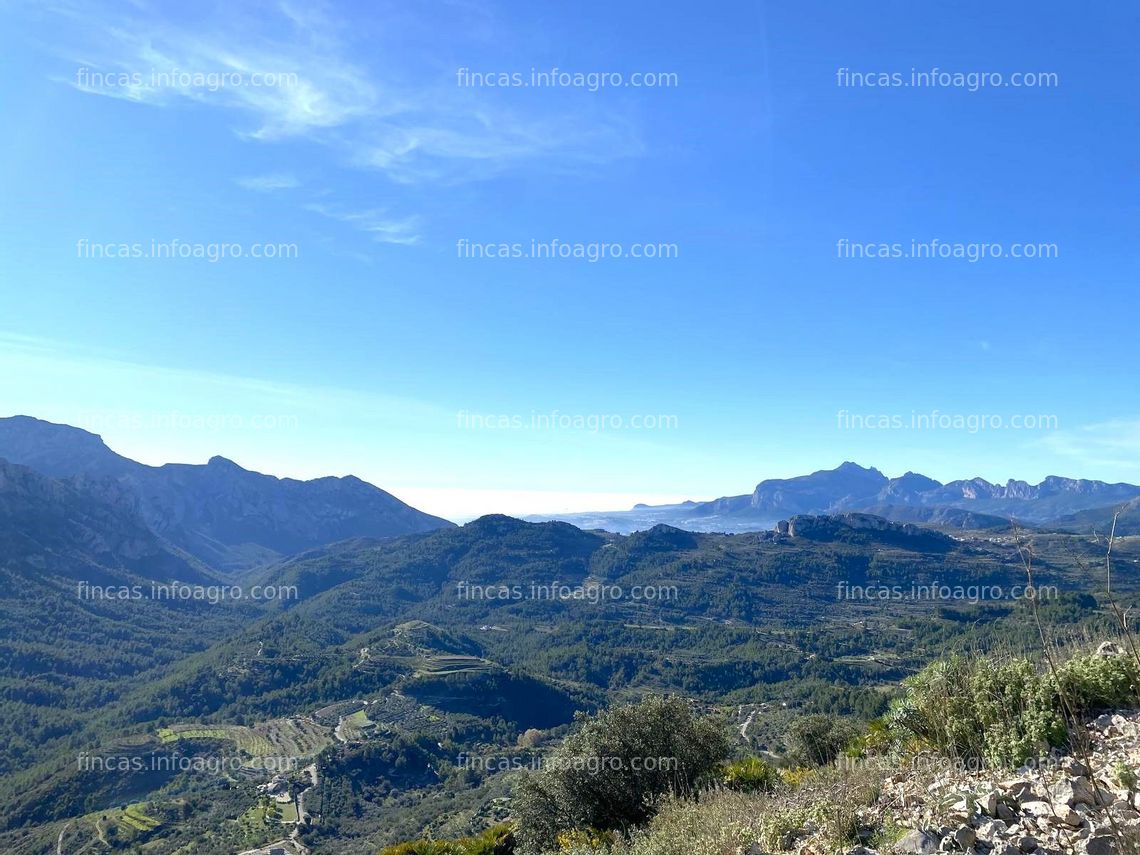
[387,645,1140,855]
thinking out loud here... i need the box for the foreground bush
[378,823,514,855]
[889,650,1140,768]
[785,714,860,767]
[513,696,730,854]
[721,756,781,793]
[525,649,1140,854]
[1056,650,1140,712]
[554,767,883,855]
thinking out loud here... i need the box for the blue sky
[1,0,1137,520]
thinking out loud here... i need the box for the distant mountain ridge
[528,462,1140,534]
[0,415,454,571]
[0,458,214,585]
[1051,497,1140,536]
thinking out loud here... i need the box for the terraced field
[119,803,161,833]
[313,698,366,726]
[366,692,450,739]
[333,707,375,742]
[157,717,332,769]
[158,726,234,744]
[413,654,495,676]
[55,803,164,853]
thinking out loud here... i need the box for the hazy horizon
[4,410,1137,522]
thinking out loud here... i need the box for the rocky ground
[835,712,1140,855]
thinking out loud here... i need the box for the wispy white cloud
[235,173,300,191]
[1038,418,1140,474]
[305,203,421,245]
[63,9,379,140]
[350,113,643,184]
[48,1,640,183]
[36,0,644,251]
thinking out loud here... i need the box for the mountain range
[3,415,1134,560]
[3,415,1139,852]
[3,417,1134,562]
[527,462,1140,533]
[0,415,454,571]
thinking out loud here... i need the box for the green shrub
[513,696,731,855]
[722,756,781,793]
[785,714,859,767]
[843,718,893,759]
[603,767,881,855]
[556,828,618,851]
[1056,653,1140,712]
[968,656,1063,767]
[378,822,515,855]
[616,789,777,855]
[886,651,1140,768]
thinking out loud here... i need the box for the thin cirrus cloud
[38,0,643,252]
[305,204,422,246]
[49,1,641,183]
[1038,418,1140,474]
[350,113,644,185]
[235,173,300,192]
[57,0,381,141]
